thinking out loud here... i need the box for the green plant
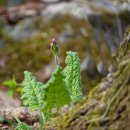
[2,76,22,97]
[15,116,31,130]
[63,51,83,102]
[18,38,83,129]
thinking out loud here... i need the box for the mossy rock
[44,27,130,130]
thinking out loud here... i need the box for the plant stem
[39,112,44,130]
[14,116,21,124]
[55,55,59,66]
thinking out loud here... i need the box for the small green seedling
[17,38,83,130]
[15,116,31,130]
[2,76,22,97]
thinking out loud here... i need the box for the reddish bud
[52,38,57,45]
[50,38,59,65]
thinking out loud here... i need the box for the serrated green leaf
[21,71,45,111]
[63,51,83,102]
[44,66,71,116]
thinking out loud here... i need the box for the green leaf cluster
[15,122,31,130]
[15,116,31,130]
[21,51,83,129]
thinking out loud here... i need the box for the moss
[0,36,51,82]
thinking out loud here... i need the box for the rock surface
[0,90,20,109]
[1,0,130,23]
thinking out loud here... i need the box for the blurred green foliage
[0,0,6,6]
[2,76,21,96]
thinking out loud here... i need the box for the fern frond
[44,66,71,116]
[63,51,83,102]
[21,71,45,111]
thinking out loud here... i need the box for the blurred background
[0,0,130,97]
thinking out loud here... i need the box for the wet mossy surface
[43,27,130,130]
